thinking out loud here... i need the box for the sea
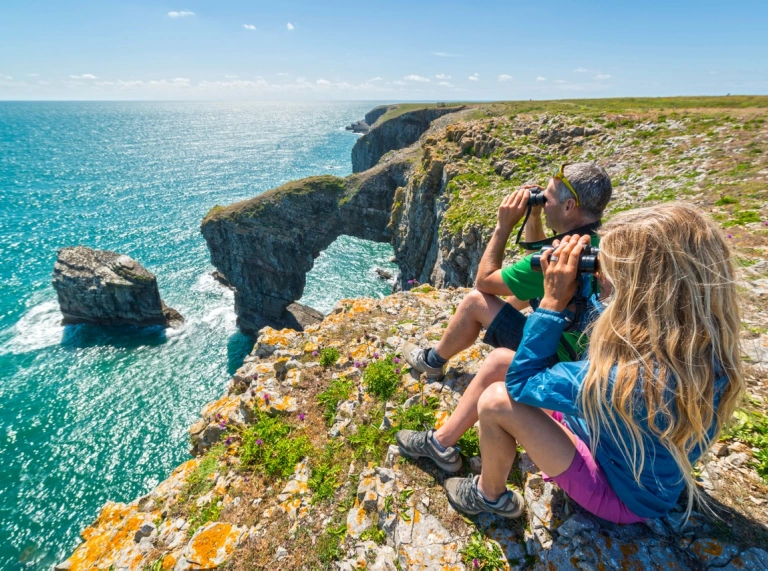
[0,101,398,569]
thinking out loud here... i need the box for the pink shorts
[541,412,646,525]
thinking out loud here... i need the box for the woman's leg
[433,348,515,447]
[475,382,577,501]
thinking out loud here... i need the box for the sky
[1,0,768,101]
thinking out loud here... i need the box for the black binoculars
[528,192,547,206]
[530,244,600,274]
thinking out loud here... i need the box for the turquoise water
[0,101,397,569]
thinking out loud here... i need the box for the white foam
[201,306,238,333]
[0,301,64,355]
[191,272,234,300]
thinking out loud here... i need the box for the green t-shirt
[499,234,600,362]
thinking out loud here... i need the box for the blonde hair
[581,202,744,517]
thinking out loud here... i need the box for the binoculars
[528,192,547,206]
[530,244,600,274]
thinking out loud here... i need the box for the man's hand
[496,188,533,235]
[538,235,591,312]
[521,184,544,217]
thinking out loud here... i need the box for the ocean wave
[0,301,64,355]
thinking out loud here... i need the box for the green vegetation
[316,523,347,564]
[317,378,353,426]
[393,396,439,431]
[715,195,739,206]
[240,411,312,478]
[723,210,761,228]
[359,525,387,545]
[181,443,225,500]
[457,427,481,460]
[459,532,506,570]
[347,420,391,462]
[187,497,222,537]
[308,442,345,504]
[319,347,340,368]
[363,355,402,400]
[721,409,768,482]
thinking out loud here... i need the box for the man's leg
[433,290,506,360]
[395,348,514,473]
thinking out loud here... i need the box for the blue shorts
[483,303,560,365]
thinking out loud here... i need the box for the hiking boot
[395,428,462,472]
[444,474,525,518]
[403,341,444,380]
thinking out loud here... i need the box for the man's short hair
[555,163,612,220]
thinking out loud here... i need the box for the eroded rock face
[52,246,183,328]
[351,106,465,173]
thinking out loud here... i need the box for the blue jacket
[505,307,727,519]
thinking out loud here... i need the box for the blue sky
[1,0,767,100]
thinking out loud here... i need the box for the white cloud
[574,67,589,73]
[168,11,195,17]
[405,74,430,82]
[27,73,40,77]
[438,81,453,87]
[286,22,294,30]
[277,72,289,76]
[70,74,97,79]
[316,78,331,85]
[243,24,256,30]
[468,73,479,81]
[594,73,611,80]
[225,74,238,79]
[38,80,50,85]
[369,76,383,82]
[1,74,13,80]
[553,79,567,84]
[498,74,513,82]
[432,51,460,57]
[536,76,547,81]
[391,80,407,86]
[435,74,451,80]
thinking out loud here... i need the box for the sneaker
[395,428,462,472]
[444,474,525,518]
[403,342,444,380]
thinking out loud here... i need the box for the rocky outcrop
[351,105,465,173]
[364,105,392,127]
[201,155,412,334]
[345,120,370,134]
[52,246,183,328]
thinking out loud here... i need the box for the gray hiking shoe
[395,428,462,472]
[403,341,444,380]
[445,474,525,519]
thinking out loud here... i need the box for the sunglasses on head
[553,164,580,207]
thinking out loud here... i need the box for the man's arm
[475,189,530,296]
[524,209,547,253]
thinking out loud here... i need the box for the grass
[363,354,402,400]
[187,497,222,537]
[308,441,345,504]
[723,210,761,228]
[319,347,340,368]
[393,396,439,431]
[457,427,481,460]
[181,443,225,501]
[459,532,506,570]
[316,377,354,426]
[240,411,312,478]
[346,419,392,463]
[721,409,768,483]
[316,523,347,564]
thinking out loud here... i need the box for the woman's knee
[470,348,515,390]
[477,382,514,419]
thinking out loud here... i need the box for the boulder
[52,246,183,327]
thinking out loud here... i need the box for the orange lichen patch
[161,553,178,570]
[279,497,303,517]
[691,539,724,558]
[251,363,274,375]
[200,394,239,420]
[413,509,421,523]
[64,503,149,571]
[258,328,300,348]
[450,346,483,363]
[303,341,319,354]
[350,343,377,360]
[434,410,450,430]
[620,543,639,557]
[184,522,244,568]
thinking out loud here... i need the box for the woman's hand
[538,234,591,312]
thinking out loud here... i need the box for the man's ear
[564,198,577,213]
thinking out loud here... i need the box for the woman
[444,202,744,524]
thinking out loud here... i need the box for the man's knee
[477,382,513,419]
[458,289,501,323]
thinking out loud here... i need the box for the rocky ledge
[52,246,183,328]
[59,289,768,570]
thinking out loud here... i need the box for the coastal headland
[60,97,768,570]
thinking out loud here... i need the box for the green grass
[393,396,439,431]
[181,443,225,501]
[715,195,739,205]
[359,525,387,545]
[317,378,354,426]
[721,409,768,483]
[308,442,345,504]
[457,427,481,460]
[346,419,392,462]
[319,347,340,368]
[723,210,761,228]
[187,497,222,537]
[363,355,402,400]
[240,411,312,478]
[316,523,347,564]
[459,532,506,570]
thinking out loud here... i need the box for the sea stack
[52,246,184,328]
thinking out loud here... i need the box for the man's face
[541,178,568,233]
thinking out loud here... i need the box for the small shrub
[241,412,312,478]
[460,532,506,570]
[347,422,390,462]
[363,355,401,400]
[723,210,761,228]
[187,497,222,537]
[720,409,768,482]
[359,525,387,545]
[317,378,353,426]
[394,396,439,431]
[309,442,344,504]
[317,523,347,563]
[320,347,340,368]
[457,427,481,459]
[182,443,225,500]
[715,195,738,206]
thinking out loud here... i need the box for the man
[396,162,612,482]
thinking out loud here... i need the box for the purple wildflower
[763,220,768,226]
[312,350,318,357]
[727,233,733,239]
[473,559,479,568]
[219,421,226,429]
[225,437,233,445]
[354,361,361,368]
[373,352,380,359]
[299,413,306,421]
[408,279,415,285]
[264,393,270,403]
[256,439,263,446]
[393,357,400,364]
[395,368,401,374]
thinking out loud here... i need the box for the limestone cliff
[351,105,465,173]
